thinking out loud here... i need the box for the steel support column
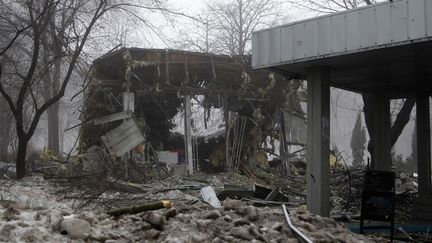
[184,95,193,175]
[370,95,391,171]
[306,67,330,217]
[416,95,432,197]
[414,95,432,220]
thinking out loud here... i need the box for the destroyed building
[2,0,432,242]
[79,48,307,180]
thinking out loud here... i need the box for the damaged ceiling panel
[101,118,144,157]
[91,48,288,98]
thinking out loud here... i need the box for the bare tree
[174,15,214,53]
[0,8,15,158]
[0,98,13,161]
[0,0,176,178]
[39,0,82,156]
[175,0,287,56]
[0,0,110,178]
[41,0,172,156]
[288,0,379,14]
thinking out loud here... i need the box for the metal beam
[184,95,194,175]
[93,111,131,125]
[416,95,432,197]
[306,66,330,217]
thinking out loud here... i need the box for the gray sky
[139,0,313,49]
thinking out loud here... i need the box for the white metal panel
[93,111,131,125]
[251,0,432,69]
[252,34,259,67]
[293,23,306,59]
[280,26,294,62]
[103,120,136,143]
[392,0,409,42]
[304,21,317,58]
[331,14,346,53]
[112,133,145,156]
[317,18,332,55]
[122,92,134,112]
[427,0,432,36]
[408,0,426,40]
[376,4,392,45]
[269,28,281,64]
[101,118,145,157]
[346,10,361,51]
[359,8,377,48]
[258,31,270,66]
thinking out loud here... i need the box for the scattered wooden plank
[107,200,172,216]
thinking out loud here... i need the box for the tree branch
[391,98,415,146]
[0,64,17,114]
[27,0,109,138]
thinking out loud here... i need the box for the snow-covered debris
[0,176,384,242]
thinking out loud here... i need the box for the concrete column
[306,67,330,217]
[184,95,193,175]
[371,95,391,171]
[416,95,432,197]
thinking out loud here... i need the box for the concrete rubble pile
[0,147,418,242]
[0,176,387,242]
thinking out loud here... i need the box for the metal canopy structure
[252,0,432,97]
[252,0,432,218]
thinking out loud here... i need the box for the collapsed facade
[80,48,306,180]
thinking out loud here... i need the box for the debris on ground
[0,143,419,242]
[107,200,173,217]
[0,175,386,242]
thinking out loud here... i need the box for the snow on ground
[0,177,73,242]
[0,176,384,242]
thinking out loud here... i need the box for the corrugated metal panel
[101,118,145,157]
[293,24,306,59]
[359,8,376,48]
[252,0,432,69]
[269,28,281,64]
[392,0,408,43]
[317,18,331,55]
[305,21,317,57]
[251,34,259,67]
[376,4,392,45]
[258,30,270,66]
[427,0,432,36]
[346,10,360,51]
[93,111,131,125]
[331,14,346,53]
[408,0,425,40]
[280,26,294,61]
